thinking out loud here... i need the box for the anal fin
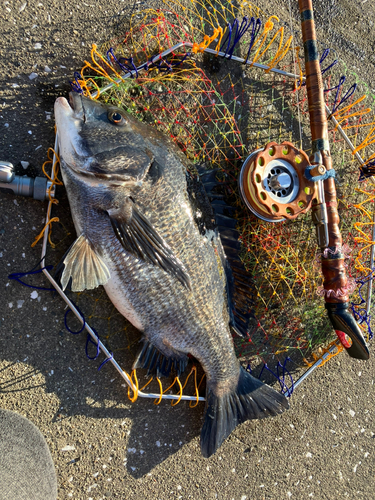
[133,339,189,378]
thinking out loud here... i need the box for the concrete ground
[1,0,374,499]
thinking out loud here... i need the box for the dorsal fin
[199,169,257,338]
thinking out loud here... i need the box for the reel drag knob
[239,141,315,222]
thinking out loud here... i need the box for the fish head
[54,92,155,186]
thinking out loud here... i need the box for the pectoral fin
[108,198,191,290]
[61,234,111,292]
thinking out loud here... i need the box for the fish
[54,92,289,458]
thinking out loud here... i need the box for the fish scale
[55,93,289,457]
[102,180,231,378]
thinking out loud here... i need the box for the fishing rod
[298,0,369,359]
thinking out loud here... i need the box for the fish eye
[108,110,126,125]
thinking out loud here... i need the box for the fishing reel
[239,141,316,222]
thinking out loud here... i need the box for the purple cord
[247,357,294,397]
[350,269,374,340]
[8,258,55,291]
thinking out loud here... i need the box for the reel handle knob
[309,164,326,177]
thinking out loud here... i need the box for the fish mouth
[55,93,85,120]
[54,94,91,172]
[55,95,81,123]
[68,92,86,120]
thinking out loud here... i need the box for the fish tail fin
[200,366,289,458]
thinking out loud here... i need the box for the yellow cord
[31,218,60,248]
[294,46,304,92]
[352,123,375,157]
[264,28,293,73]
[250,15,279,65]
[171,377,183,406]
[42,147,63,203]
[123,365,207,407]
[127,369,139,403]
[304,339,344,368]
[181,366,202,408]
[192,28,221,54]
[352,188,375,274]
[154,377,163,405]
[139,376,154,391]
[31,148,63,249]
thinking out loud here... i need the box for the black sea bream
[54,93,288,457]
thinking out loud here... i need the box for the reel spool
[239,141,315,222]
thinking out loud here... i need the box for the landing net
[41,0,374,387]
